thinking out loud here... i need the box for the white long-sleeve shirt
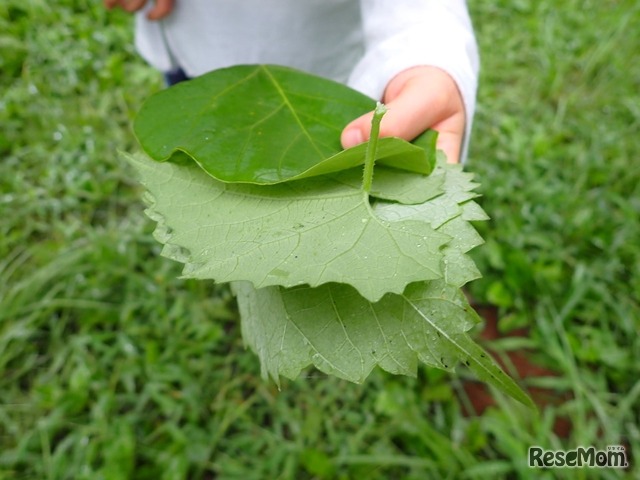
[134,0,479,160]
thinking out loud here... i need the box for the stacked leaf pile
[125,64,533,407]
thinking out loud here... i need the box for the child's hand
[341,66,465,163]
[103,0,174,20]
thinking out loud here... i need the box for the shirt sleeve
[348,0,479,162]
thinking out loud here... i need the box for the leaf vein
[260,65,326,160]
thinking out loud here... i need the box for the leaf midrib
[260,65,327,163]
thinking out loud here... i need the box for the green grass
[1,0,638,479]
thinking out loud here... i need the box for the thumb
[340,111,371,148]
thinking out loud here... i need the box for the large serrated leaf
[233,280,534,408]
[125,151,450,302]
[133,64,436,184]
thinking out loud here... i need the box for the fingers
[104,0,174,19]
[430,112,465,164]
[147,0,175,20]
[341,66,465,163]
[121,0,147,13]
[103,0,146,12]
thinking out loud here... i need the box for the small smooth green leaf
[125,151,449,302]
[233,280,533,407]
[134,64,434,184]
[291,135,434,183]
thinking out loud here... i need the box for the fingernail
[342,128,364,148]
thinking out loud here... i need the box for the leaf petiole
[362,102,387,193]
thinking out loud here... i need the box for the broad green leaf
[125,151,450,302]
[233,280,534,408]
[134,64,435,184]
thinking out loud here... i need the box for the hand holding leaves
[342,66,467,163]
[126,64,534,408]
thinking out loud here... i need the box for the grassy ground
[1,0,638,479]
